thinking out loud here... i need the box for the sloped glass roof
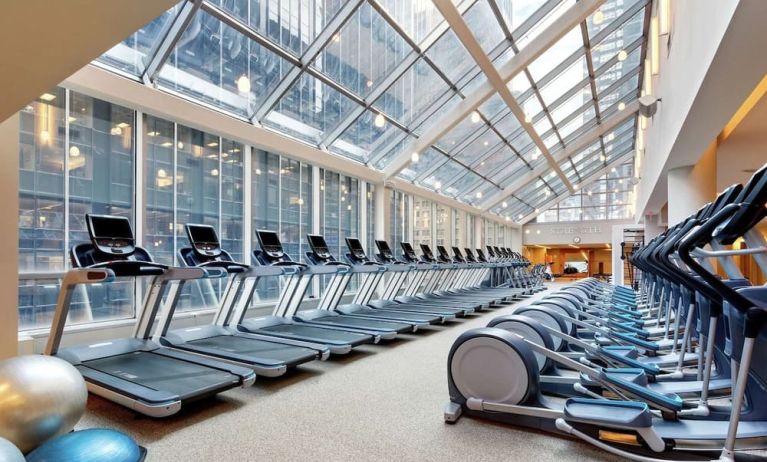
[95,0,649,222]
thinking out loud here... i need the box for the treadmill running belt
[260,324,369,344]
[187,336,317,364]
[85,351,236,400]
[309,315,406,330]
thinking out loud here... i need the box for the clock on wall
[573,236,581,244]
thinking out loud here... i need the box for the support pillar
[0,114,19,358]
[667,142,717,225]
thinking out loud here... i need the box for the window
[389,190,410,258]
[252,150,313,302]
[413,197,433,248]
[143,114,245,312]
[435,204,450,247]
[19,89,136,330]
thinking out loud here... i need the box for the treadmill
[45,214,255,417]
[234,229,377,354]
[364,240,472,317]
[280,233,412,336]
[339,237,444,326]
[152,224,327,377]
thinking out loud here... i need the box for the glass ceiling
[95,0,649,222]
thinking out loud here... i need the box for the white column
[0,114,19,358]
[375,185,387,240]
[667,142,717,225]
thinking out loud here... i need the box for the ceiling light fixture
[502,201,508,208]
[471,111,481,123]
[411,151,420,162]
[69,146,80,157]
[211,168,219,177]
[374,113,386,128]
[593,10,604,25]
[434,181,442,189]
[236,75,250,93]
[617,50,628,61]
[39,93,56,102]
[476,191,483,199]
[524,113,532,123]
[618,102,626,111]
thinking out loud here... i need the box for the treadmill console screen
[420,244,435,261]
[452,247,464,260]
[464,248,475,262]
[87,214,135,255]
[436,245,451,261]
[375,240,394,259]
[486,246,495,257]
[401,242,419,262]
[307,234,332,259]
[186,224,221,256]
[476,249,487,262]
[256,230,284,258]
[345,237,367,260]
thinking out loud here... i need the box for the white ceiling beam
[381,0,606,179]
[481,100,639,211]
[518,149,635,225]
[432,0,574,195]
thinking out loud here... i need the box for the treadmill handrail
[45,268,116,355]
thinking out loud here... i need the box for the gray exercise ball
[0,355,87,453]
[0,437,24,461]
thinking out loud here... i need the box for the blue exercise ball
[0,437,24,462]
[25,429,142,462]
[0,355,87,453]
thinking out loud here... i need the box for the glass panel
[587,0,642,38]
[516,0,574,48]
[220,139,244,261]
[463,0,507,54]
[157,11,290,117]
[413,197,433,248]
[435,115,485,152]
[389,190,411,257]
[434,203,453,245]
[330,110,407,163]
[264,72,357,143]
[314,2,409,98]
[372,59,451,128]
[538,55,588,106]
[527,26,582,80]
[426,29,475,84]
[399,148,446,182]
[377,0,444,44]
[454,129,505,165]
[209,0,345,56]
[595,47,642,93]
[143,115,175,265]
[97,5,180,75]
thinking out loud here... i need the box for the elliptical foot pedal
[444,401,463,423]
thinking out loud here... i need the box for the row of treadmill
[446,163,767,461]
[44,213,543,417]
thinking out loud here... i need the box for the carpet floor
[78,283,765,461]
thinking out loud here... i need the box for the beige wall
[522,219,634,246]
[0,114,19,358]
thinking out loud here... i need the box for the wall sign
[549,225,602,235]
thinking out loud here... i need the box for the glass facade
[535,160,635,222]
[91,0,649,220]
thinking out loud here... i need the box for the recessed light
[39,93,56,102]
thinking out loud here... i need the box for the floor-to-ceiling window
[413,196,433,250]
[19,89,136,330]
[389,190,410,258]
[252,149,312,301]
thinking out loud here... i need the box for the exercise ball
[0,437,24,462]
[0,355,87,453]
[26,429,142,462]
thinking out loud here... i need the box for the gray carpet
[74,284,732,461]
